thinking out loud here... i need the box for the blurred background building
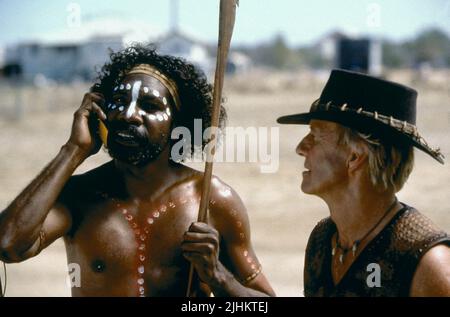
[0,0,255,82]
[1,0,449,83]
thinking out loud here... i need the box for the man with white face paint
[0,45,274,297]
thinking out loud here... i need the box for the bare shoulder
[410,244,450,296]
[57,160,116,206]
[207,176,249,238]
[70,160,116,188]
[183,171,249,240]
[54,160,117,236]
[209,176,245,210]
[164,164,250,239]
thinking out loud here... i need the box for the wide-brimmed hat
[276,69,444,164]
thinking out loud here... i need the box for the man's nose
[116,103,143,125]
[296,134,311,157]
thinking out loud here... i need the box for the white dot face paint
[143,87,149,94]
[166,107,171,116]
[152,90,160,97]
[118,106,124,112]
[125,81,142,119]
[111,105,116,110]
[138,110,146,116]
[148,114,156,121]
[163,113,168,121]
[162,97,167,106]
[126,83,131,90]
[119,84,124,90]
[114,86,118,91]
[156,114,163,121]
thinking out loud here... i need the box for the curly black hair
[93,43,227,159]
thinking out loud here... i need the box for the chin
[121,155,156,167]
[301,180,316,195]
[108,145,160,167]
[107,137,167,167]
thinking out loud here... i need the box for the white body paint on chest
[125,81,142,119]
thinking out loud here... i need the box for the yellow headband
[126,64,181,110]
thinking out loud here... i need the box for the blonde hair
[338,125,415,192]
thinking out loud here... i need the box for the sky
[0,0,449,48]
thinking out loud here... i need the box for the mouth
[302,165,311,176]
[113,131,141,147]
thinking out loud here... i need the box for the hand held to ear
[66,92,107,160]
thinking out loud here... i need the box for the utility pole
[170,0,179,33]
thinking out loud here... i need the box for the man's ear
[347,143,368,173]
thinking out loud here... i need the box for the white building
[3,23,250,82]
[3,35,123,82]
[156,30,215,76]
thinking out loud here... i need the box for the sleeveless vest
[304,204,450,297]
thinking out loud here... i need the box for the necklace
[332,197,398,264]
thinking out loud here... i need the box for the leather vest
[304,204,450,297]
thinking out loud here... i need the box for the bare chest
[65,194,202,296]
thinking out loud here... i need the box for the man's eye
[114,97,126,104]
[140,102,159,111]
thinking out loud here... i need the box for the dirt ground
[0,70,449,296]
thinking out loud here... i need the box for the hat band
[127,64,181,110]
[311,99,444,162]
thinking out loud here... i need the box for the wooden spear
[186,0,238,297]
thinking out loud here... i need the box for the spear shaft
[186,0,238,297]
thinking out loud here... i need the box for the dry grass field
[0,69,449,296]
